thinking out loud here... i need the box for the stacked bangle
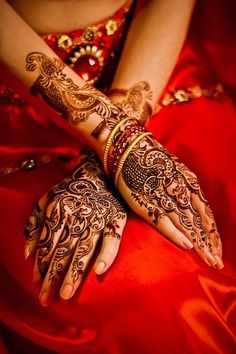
[114,132,152,187]
[103,117,131,175]
[109,121,145,176]
[103,116,152,187]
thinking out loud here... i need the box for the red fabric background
[0,0,236,353]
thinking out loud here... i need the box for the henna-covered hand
[109,81,153,125]
[24,149,127,306]
[117,135,223,269]
[26,52,127,139]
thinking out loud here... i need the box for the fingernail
[95,261,106,274]
[181,239,194,249]
[24,244,30,260]
[206,253,217,266]
[39,291,49,306]
[61,284,73,300]
[215,255,224,269]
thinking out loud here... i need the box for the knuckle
[158,213,170,225]
[104,229,122,240]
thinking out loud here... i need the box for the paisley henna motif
[26,52,126,138]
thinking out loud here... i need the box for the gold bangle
[114,132,152,187]
[103,117,132,175]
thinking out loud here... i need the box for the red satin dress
[0,1,236,353]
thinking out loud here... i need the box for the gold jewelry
[103,117,132,175]
[114,132,152,187]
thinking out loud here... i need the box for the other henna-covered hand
[109,81,153,126]
[115,134,223,269]
[24,149,127,306]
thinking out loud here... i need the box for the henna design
[110,81,153,125]
[37,205,66,278]
[37,150,126,284]
[71,229,94,283]
[121,135,215,249]
[24,202,42,242]
[109,120,146,176]
[26,52,126,138]
[205,204,214,219]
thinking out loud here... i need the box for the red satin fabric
[0,1,236,353]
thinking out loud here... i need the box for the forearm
[110,0,196,111]
[0,1,124,159]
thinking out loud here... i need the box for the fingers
[163,195,223,269]
[59,229,100,301]
[141,196,222,270]
[94,218,126,274]
[39,222,124,305]
[39,224,87,306]
[191,193,223,265]
[59,216,126,301]
[39,213,126,304]
[182,208,220,268]
[24,194,47,259]
[148,208,194,250]
[59,223,124,302]
[181,171,224,268]
[33,202,67,283]
[166,161,224,268]
[160,170,223,269]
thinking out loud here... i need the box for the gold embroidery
[160,84,224,108]
[57,35,73,49]
[106,19,120,36]
[81,27,98,43]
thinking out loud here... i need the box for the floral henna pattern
[110,81,153,125]
[26,52,126,138]
[121,135,218,251]
[37,150,126,285]
[24,202,42,242]
[71,229,94,283]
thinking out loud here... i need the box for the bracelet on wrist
[103,116,152,186]
[114,132,152,187]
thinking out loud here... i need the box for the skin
[117,135,223,267]
[109,0,197,107]
[6,0,127,35]
[0,0,224,304]
[23,51,222,266]
[109,81,153,125]
[24,149,127,305]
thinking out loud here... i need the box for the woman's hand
[24,149,127,306]
[117,134,223,269]
[109,81,153,125]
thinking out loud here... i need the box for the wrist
[102,117,152,186]
[108,81,154,125]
